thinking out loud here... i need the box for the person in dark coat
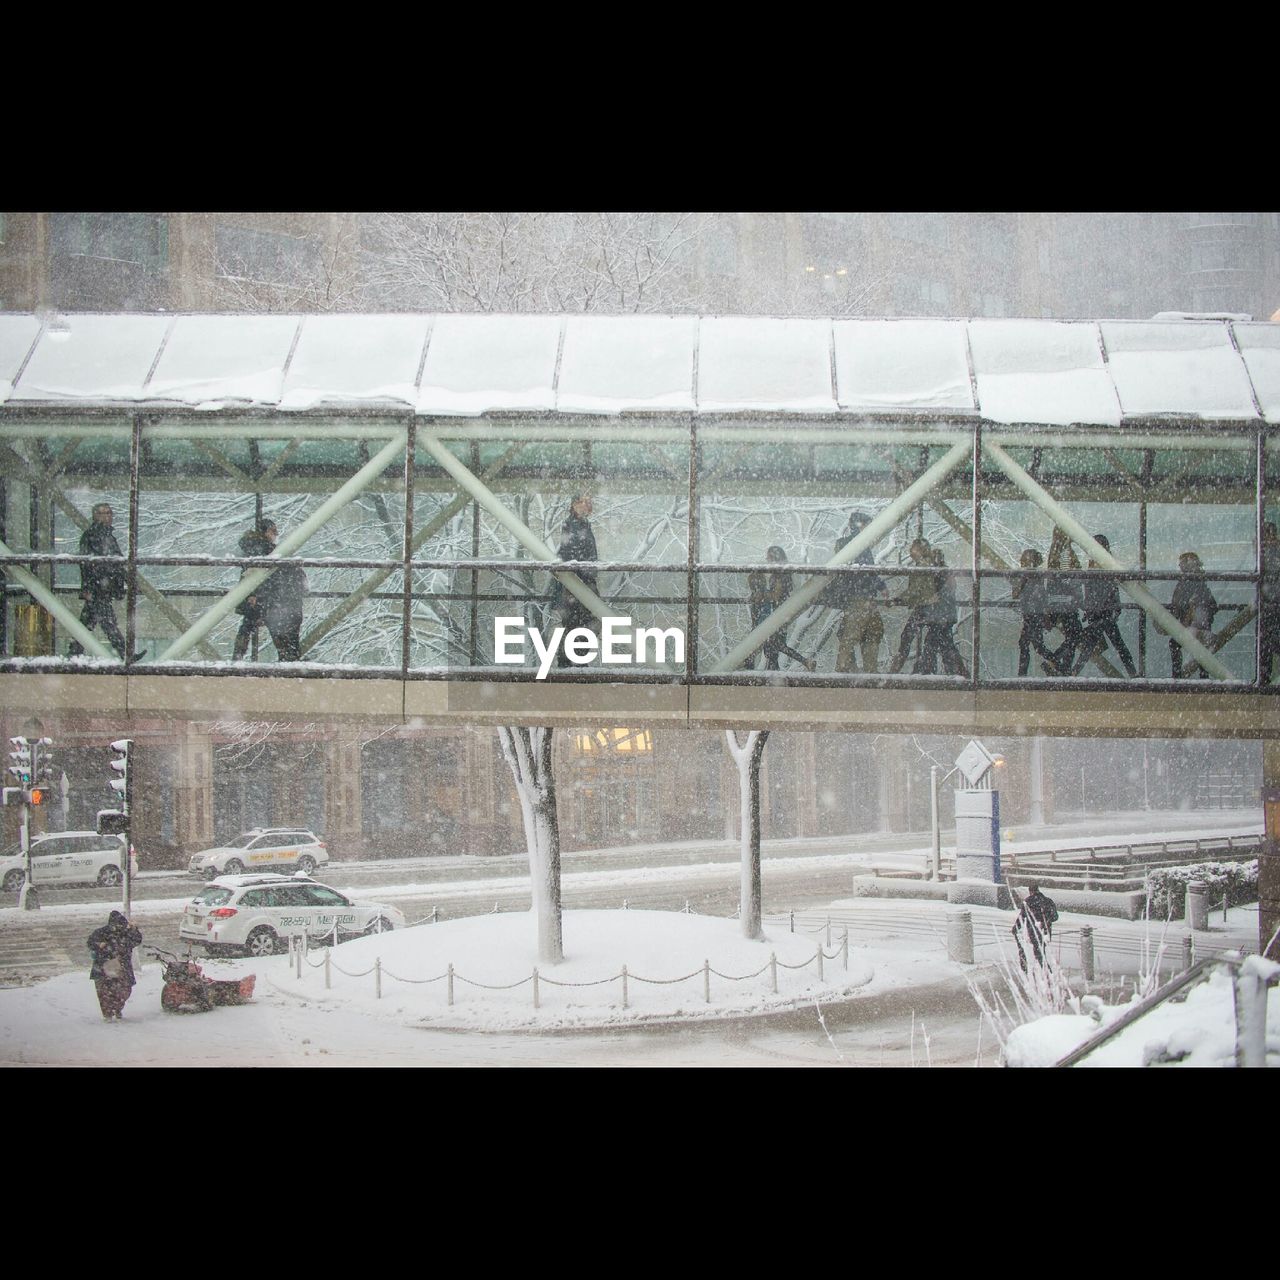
[68,503,141,662]
[886,538,938,673]
[827,512,885,673]
[748,547,815,672]
[1012,882,1058,973]
[1260,522,1279,687]
[917,549,969,677]
[549,494,599,668]
[232,520,307,662]
[1012,548,1059,677]
[1042,528,1083,674]
[87,910,143,1021]
[1070,534,1137,678]
[1167,551,1217,679]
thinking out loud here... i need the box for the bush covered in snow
[1145,859,1258,921]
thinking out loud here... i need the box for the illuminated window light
[836,267,848,276]
[804,265,816,272]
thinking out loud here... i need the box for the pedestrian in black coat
[68,503,140,662]
[1167,551,1217,679]
[549,494,599,667]
[1012,883,1058,973]
[232,520,307,662]
[1013,549,1059,676]
[1070,534,1137,677]
[87,910,143,1021]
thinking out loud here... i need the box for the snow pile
[1005,966,1280,1067]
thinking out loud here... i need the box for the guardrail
[1053,951,1280,1067]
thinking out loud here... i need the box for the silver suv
[188,828,328,879]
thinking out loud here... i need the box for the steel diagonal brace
[709,439,975,674]
[982,441,1233,681]
[0,442,221,660]
[299,441,526,656]
[158,431,409,661]
[416,434,613,622]
[0,536,114,658]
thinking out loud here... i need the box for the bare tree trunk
[725,729,770,940]
[497,725,563,963]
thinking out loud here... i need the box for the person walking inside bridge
[549,493,600,668]
[232,519,307,662]
[1166,550,1217,679]
[826,512,885,674]
[1070,534,1137,678]
[748,546,816,672]
[68,503,143,663]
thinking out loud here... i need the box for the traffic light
[7,738,32,788]
[109,739,131,816]
[28,787,46,806]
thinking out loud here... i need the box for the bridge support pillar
[174,729,213,851]
[325,740,364,859]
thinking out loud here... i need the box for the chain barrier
[285,898,865,1010]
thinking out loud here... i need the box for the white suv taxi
[1,831,139,892]
[188,828,328,879]
[179,874,405,957]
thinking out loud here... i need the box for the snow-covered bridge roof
[1,312,1276,424]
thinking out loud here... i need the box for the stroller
[147,947,257,1014]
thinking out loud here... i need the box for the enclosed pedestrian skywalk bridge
[0,311,1276,738]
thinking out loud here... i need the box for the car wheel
[97,865,123,887]
[245,927,280,958]
[224,858,245,875]
[364,917,393,936]
[2,870,24,892]
[296,855,317,875]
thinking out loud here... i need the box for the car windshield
[192,887,233,906]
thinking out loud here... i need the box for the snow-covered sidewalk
[0,910,969,1061]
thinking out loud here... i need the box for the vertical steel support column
[126,414,143,664]
[401,416,416,678]
[970,419,982,685]
[686,415,699,680]
[1256,426,1266,688]
[469,440,481,667]
[1138,452,1150,677]
[0,482,6,657]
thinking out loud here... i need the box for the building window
[887,212,950,249]
[215,224,322,287]
[572,727,653,754]
[50,212,168,274]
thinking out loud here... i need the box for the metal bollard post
[703,959,710,1003]
[816,944,824,982]
[1182,934,1194,971]
[826,917,832,948]
[1079,926,1095,982]
[622,898,628,910]
[789,910,794,933]
[295,935,302,979]
[1186,881,1209,932]
[533,966,539,1010]
[621,964,628,1009]
[375,956,381,1000]
[770,952,777,994]
[684,900,690,914]
[946,910,975,965]
[432,906,439,923]
[447,963,454,1006]
[842,928,849,972]
[324,947,331,990]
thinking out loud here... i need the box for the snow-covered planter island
[261,909,962,1032]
